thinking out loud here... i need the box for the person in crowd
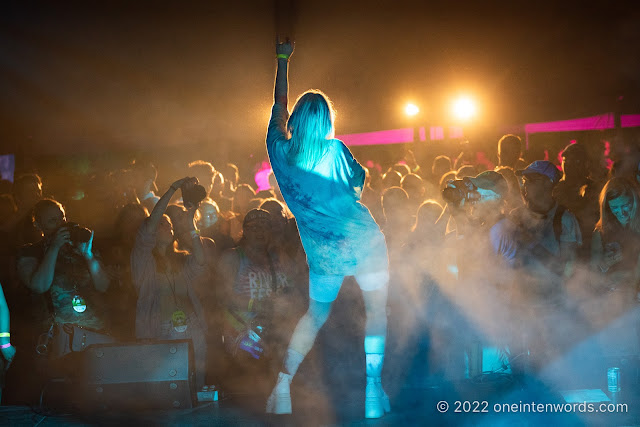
[424,155,451,200]
[0,282,16,404]
[129,160,160,213]
[218,209,300,392]
[553,142,603,259]
[197,198,236,252]
[360,166,384,225]
[410,200,444,245]
[389,199,448,388]
[407,199,447,285]
[495,166,524,212]
[379,185,413,377]
[267,171,284,203]
[453,140,475,170]
[401,173,426,214]
[228,183,256,242]
[233,184,257,221]
[608,149,639,182]
[259,198,304,263]
[14,195,110,402]
[165,204,195,252]
[256,188,277,200]
[211,169,233,212]
[381,187,413,255]
[381,170,402,189]
[591,178,640,302]
[440,170,511,289]
[17,199,110,332]
[188,160,217,199]
[456,164,477,179]
[221,163,240,197]
[437,170,459,231]
[367,163,383,193]
[496,134,526,170]
[437,171,514,379]
[493,160,583,371]
[130,177,208,389]
[439,170,457,190]
[391,163,411,178]
[247,197,264,211]
[432,155,452,182]
[101,203,149,340]
[264,39,391,418]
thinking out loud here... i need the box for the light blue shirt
[266,103,388,275]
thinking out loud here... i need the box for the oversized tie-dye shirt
[266,103,388,276]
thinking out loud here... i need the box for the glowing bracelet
[190,229,200,238]
[276,54,289,60]
[0,343,11,349]
[0,333,9,338]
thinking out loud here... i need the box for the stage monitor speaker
[74,340,195,411]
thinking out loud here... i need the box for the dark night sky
[1,1,639,157]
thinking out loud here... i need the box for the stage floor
[1,376,639,427]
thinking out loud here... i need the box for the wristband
[0,343,11,349]
[0,333,9,338]
[276,54,289,60]
[190,229,200,238]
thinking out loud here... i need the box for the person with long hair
[591,177,640,300]
[130,177,208,389]
[264,39,390,419]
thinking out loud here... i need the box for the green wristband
[276,54,289,60]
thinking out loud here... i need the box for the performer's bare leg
[267,272,390,419]
[360,273,390,419]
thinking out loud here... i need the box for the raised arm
[18,228,70,294]
[144,177,195,233]
[186,205,205,266]
[274,37,294,107]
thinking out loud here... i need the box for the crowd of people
[0,47,640,419]
[0,131,639,412]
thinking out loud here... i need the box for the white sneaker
[266,372,292,414]
[365,377,391,418]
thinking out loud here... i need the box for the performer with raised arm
[265,38,391,419]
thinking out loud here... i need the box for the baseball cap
[468,171,508,198]
[243,208,271,227]
[516,160,561,184]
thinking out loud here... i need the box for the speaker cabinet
[75,340,195,410]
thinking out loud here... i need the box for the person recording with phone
[131,177,209,389]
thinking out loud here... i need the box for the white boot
[365,377,391,418]
[266,372,292,414]
[365,353,391,419]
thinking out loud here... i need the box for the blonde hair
[595,177,640,235]
[286,90,335,168]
